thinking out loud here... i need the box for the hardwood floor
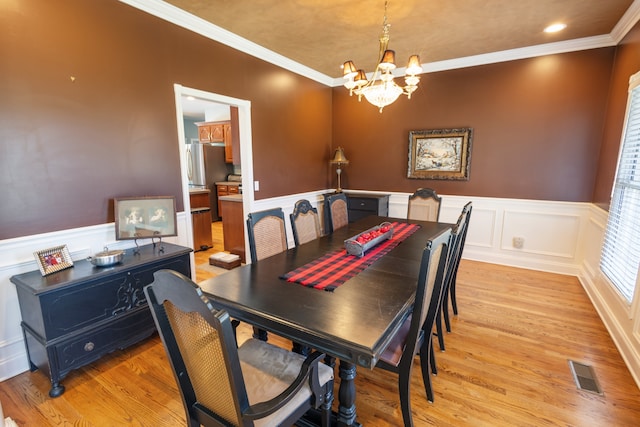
[1,235,640,425]
[193,220,228,282]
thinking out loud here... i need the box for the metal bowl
[89,248,124,267]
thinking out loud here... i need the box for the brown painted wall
[332,49,615,202]
[1,1,634,241]
[0,0,332,240]
[593,22,640,207]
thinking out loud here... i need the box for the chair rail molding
[0,212,190,381]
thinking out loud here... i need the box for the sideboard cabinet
[346,193,390,222]
[10,242,192,397]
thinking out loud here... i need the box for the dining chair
[434,201,472,352]
[290,199,322,246]
[144,269,334,427]
[246,207,289,341]
[323,192,349,234]
[375,227,451,425]
[447,201,472,319]
[246,207,288,262]
[407,188,442,221]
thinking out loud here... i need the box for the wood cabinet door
[223,123,232,163]
[210,124,225,142]
[198,124,212,142]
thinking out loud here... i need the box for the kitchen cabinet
[196,120,236,164]
[216,183,240,215]
[196,109,240,165]
[229,106,241,165]
[346,193,390,222]
[220,195,245,263]
[196,121,225,143]
[10,243,192,397]
[223,122,232,163]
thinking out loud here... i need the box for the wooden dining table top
[199,215,452,369]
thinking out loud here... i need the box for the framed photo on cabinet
[114,196,177,240]
[34,245,74,276]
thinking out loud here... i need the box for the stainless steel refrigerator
[187,141,232,221]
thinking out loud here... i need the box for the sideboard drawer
[348,197,379,211]
[346,194,390,222]
[53,307,155,374]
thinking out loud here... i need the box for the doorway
[173,84,254,277]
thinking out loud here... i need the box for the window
[601,72,640,303]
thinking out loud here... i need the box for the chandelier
[342,1,423,112]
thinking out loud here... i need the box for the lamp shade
[353,70,368,88]
[406,54,422,75]
[343,60,357,79]
[379,50,396,71]
[330,147,349,165]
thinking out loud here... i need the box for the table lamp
[330,147,349,192]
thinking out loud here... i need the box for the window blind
[601,74,640,303]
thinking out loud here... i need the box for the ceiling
[132,0,639,119]
[159,0,638,81]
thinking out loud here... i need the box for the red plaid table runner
[281,222,420,291]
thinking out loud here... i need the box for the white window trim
[601,70,640,311]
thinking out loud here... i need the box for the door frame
[173,84,254,276]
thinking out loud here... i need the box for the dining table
[199,215,452,426]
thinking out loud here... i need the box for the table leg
[337,360,358,427]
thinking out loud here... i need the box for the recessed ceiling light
[186,96,196,101]
[544,23,567,33]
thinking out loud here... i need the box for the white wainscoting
[2,193,638,389]
[0,212,191,381]
[252,191,588,278]
[578,205,640,388]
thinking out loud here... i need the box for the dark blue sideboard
[10,242,192,397]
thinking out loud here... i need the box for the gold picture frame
[34,244,74,276]
[408,128,473,180]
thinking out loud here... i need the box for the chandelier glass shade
[342,2,423,112]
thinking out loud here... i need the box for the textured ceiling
[164,0,635,78]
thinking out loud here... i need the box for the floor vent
[568,360,603,395]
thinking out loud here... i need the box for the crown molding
[118,0,334,86]
[121,0,640,89]
[611,0,640,43]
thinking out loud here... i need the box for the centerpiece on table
[344,222,394,257]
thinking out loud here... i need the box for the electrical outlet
[513,237,524,249]
[254,181,260,191]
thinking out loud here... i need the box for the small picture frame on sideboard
[34,244,74,276]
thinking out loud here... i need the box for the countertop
[218,194,243,202]
[215,181,241,186]
[189,187,210,194]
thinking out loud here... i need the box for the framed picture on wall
[408,128,473,180]
[114,196,177,240]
